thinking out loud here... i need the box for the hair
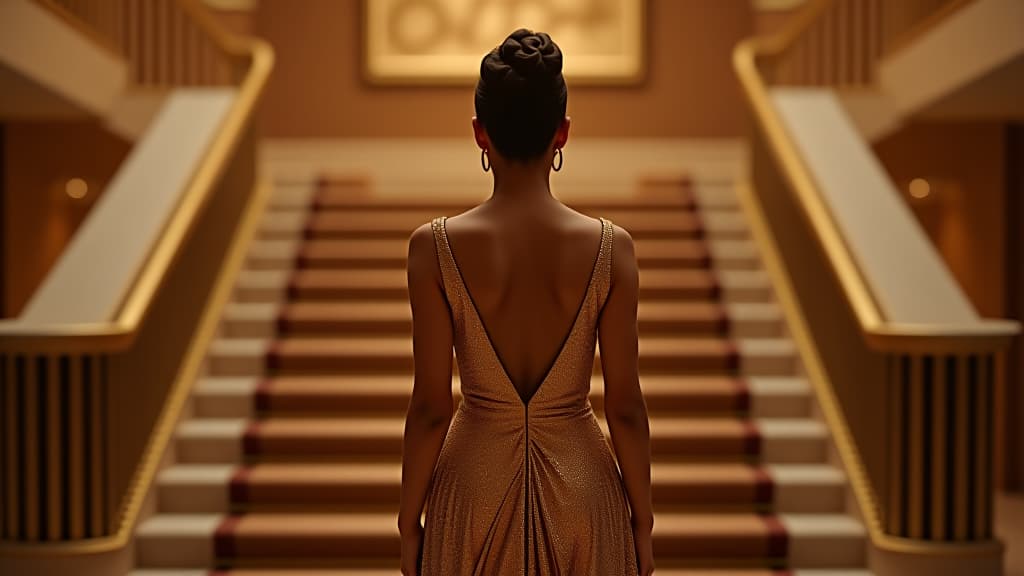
[475,28,568,162]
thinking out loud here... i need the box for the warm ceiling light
[65,178,88,199]
[908,178,931,199]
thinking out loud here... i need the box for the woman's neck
[487,155,557,207]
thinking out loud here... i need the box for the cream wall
[249,0,754,139]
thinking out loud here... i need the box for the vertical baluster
[169,3,177,84]
[127,0,139,83]
[954,355,970,540]
[931,355,950,540]
[908,355,925,538]
[868,0,881,82]
[2,355,16,539]
[23,356,39,540]
[192,21,203,85]
[975,355,992,538]
[87,356,104,537]
[153,0,162,85]
[840,0,852,85]
[887,355,906,535]
[68,356,84,540]
[146,0,156,86]
[45,356,61,541]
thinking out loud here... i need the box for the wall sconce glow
[65,178,89,199]
[908,178,931,199]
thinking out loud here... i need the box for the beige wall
[2,121,129,316]
[251,0,754,139]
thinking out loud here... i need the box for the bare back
[441,203,605,402]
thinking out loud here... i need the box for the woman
[398,29,654,575]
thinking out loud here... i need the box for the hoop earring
[481,149,491,172]
[552,148,563,172]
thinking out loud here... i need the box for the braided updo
[475,29,568,162]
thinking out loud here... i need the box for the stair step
[157,462,844,514]
[220,301,783,339]
[135,512,863,568]
[260,209,734,240]
[309,183,700,211]
[193,375,810,419]
[245,238,760,272]
[266,178,739,213]
[233,268,774,304]
[174,417,826,464]
[205,337,796,377]
[132,565,876,569]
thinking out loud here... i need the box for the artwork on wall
[363,0,646,85]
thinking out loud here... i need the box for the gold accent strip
[738,180,1001,556]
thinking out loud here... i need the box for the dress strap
[430,216,459,304]
[595,217,615,311]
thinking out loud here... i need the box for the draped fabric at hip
[420,216,638,575]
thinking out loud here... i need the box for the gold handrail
[733,1,1018,354]
[733,0,1017,563]
[0,0,273,556]
[0,2,272,350]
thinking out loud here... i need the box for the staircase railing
[734,1,1016,575]
[36,0,233,85]
[0,0,272,567]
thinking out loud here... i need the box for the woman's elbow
[604,392,649,428]
[407,395,453,429]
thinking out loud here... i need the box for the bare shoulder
[406,221,439,280]
[608,223,636,266]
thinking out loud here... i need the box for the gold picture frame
[363,0,647,86]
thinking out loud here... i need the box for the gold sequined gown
[421,216,638,575]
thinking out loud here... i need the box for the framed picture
[363,0,647,85]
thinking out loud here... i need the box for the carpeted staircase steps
[236,268,774,306]
[157,462,843,514]
[192,374,808,418]
[133,176,869,574]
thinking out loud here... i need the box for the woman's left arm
[398,222,455,553]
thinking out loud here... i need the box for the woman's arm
[598,225,654,533]
[398,222,455,535]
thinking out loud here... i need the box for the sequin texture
[420,216,638,575]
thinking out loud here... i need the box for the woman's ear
[471,117,490,150]
[553,116,571,149]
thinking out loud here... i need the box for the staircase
[133,174,869,574]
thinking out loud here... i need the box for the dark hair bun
[475,29,568,161]
[482,28,563,87]
[499,29,562,79]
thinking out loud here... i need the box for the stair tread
[140,511,860,535]
[180,416,825,438]
[160,462,843,487]
[201,374,803,395]
[128,565,872,569]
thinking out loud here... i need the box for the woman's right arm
[598,225,654,572]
